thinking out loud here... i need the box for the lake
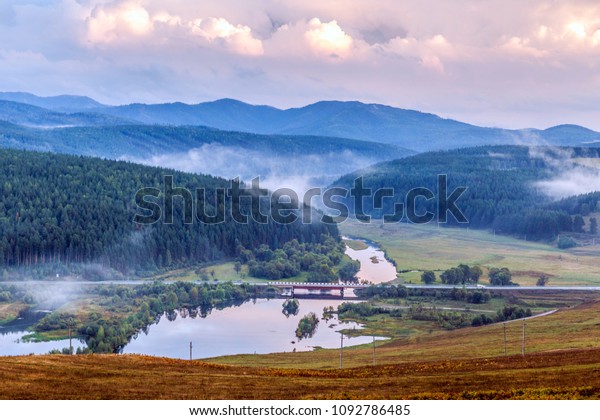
[0,239,395,358]
[122,298,380,359]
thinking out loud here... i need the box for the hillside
[0,123,409,160]
[0,122,411,188]
[0,149,337,275]
[330,145,600,240]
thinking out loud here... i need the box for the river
[1,239,396,358]
[343,237,397,284]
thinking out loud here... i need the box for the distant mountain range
[0,92,105,112]
[0,100,135,127]
[1,92,599,152]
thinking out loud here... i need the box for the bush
[558,236,577,249]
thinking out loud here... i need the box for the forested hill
[0,149,338,276]
[0,122,410,160]
[330,146,600,240]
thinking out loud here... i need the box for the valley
[1,92,600,400]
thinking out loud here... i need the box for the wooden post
[503,323,506,356]
[339,334,344,369]
[372,336,376,367]
[522,321,525,356]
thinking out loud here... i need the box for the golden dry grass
[0,349,599,399]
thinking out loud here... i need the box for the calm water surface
[0,311,84,356]
[123,299,381,359]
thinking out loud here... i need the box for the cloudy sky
[1,0,600,129]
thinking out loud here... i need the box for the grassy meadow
[340,219,600,286]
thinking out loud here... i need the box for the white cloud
[379,34,456,73]
[190,17,264,56]
[500,36,547,58]
[305,18,353,57]
[86,2,264,56]
[87,1,153,43]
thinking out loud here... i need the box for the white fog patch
[536,167,600,199]
[526,145,600,199]
[121,144,381,196]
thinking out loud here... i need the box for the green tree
[295,312,319,340]
[96,326,105,342]
[338,260,360,282]
[590,217,598,235]
[573,215,585,233]
[469,266,483,284]
[441,267,463,285]
[488,267,513,286]
[421,270,436,284]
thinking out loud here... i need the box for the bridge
[267,281,371,298]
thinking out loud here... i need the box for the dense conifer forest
[0,149,338,275]
[331,145,600,240]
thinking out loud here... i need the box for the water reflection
[0,310,85,356]
[123,299,380,359]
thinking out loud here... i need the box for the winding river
[344,237,397,284]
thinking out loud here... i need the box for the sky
[1,0,600,130]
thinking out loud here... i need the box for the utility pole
[339,334,344,369]
[372,336,376,367]
[522,321,526,356]
[67,318,73,355]
[190,341,193,361]
[503,323,506,356]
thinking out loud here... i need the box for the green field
[340,219,600,286]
